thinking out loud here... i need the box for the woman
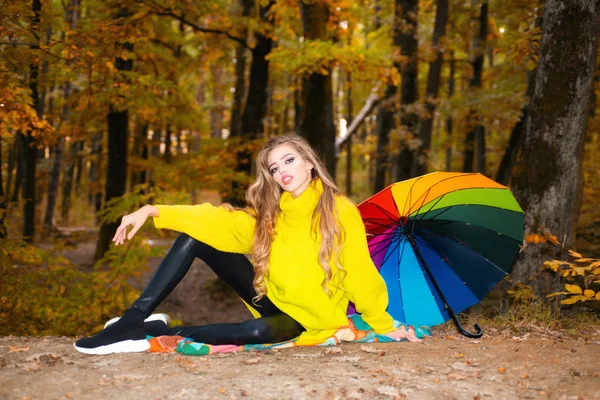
[75,135,420,355]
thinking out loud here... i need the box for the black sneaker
[74,320,148,355]
[73,309,165,355]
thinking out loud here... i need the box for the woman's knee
[174,233,214,258]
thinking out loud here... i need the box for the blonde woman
[75,135,420,355]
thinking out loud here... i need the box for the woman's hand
[385,325,422,342]
[112,205,158,245]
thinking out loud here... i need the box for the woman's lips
[282,175,293,185]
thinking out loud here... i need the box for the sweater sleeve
[153,204,255,254]
[339,202,396,334]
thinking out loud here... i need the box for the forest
[1,0,599,338]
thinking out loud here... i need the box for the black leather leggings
[133,234,305,345]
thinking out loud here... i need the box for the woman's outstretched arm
[152,203,255,254]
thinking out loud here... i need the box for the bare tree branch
[335,85,381,154]
[136,0,250,49]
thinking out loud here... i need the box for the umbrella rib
[367,202,404,222]
[395,236,408,324]
[404,174,468,219]
[409,195,452,231]
[413,202,454,222]
[364,219,401,230]
[413,219,524,245]
[373,232,405,268]
[415,230,512,278]
[368,233,399,249]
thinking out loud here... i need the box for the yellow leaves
[583,289,595,298]
[545,245,600,305]
[565,284,582,294]
[525,233,559,244]
[561,295,588,305]
[542,260,561,272]
[568,250,582,258]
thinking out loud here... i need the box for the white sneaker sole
[73,339,150,355]
[103,313,170,329]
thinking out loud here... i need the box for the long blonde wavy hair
[245,135,346,303]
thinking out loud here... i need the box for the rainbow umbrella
[354,172,524,337]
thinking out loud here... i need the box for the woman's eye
[270,167,278,175]
[285,157,294,164]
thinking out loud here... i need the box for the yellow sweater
[153,179,395,345]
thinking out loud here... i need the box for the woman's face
[267,143,314,198]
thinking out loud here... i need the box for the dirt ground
[1,334,599,400]
[2,235,600,400]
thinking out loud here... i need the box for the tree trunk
[230,0,253,138]
[12,132,25,203]
[74,140,84,195]
[23,0,43,243]
[12,135,24,203]
[510,0,599,298]
[61,141,77,222]
[130,123,149,190]
[0,136,6,238]
[463,2,488,173]
[43,138,63,237]
[445,51,455,171]
[374,85,396,192]
[88,133,103,221]
[238,3,273,140]
[95,107,129,260]
[346,72,353,196]
[44,69,75,236]
[495,102,529,184]
[164,126,173,162]
[495,1,544,185]
[210,63,224,139]
[395,0,419,182]
[140,127,148,187]
[226,1,274,205]
[298,0,336,177]
[95,8,133,261]
[175,131,181,156]
[6,134,18,203]
[414,0,448,176]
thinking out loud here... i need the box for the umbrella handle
[450,312,483,338]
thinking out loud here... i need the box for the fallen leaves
[360,345,385,356]
[241,357,261,365]
[447,371,468,381]
[325,347,342,355]
[9,346,29,353]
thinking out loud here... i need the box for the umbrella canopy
[355,172,524,337]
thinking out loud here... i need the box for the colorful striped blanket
[147,314,430,356]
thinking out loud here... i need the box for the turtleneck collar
[279,178,323,219]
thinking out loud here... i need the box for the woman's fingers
[111,210,148,245]
[387,326,422,342]
[112,216,132,245]
[127,221,143,240]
